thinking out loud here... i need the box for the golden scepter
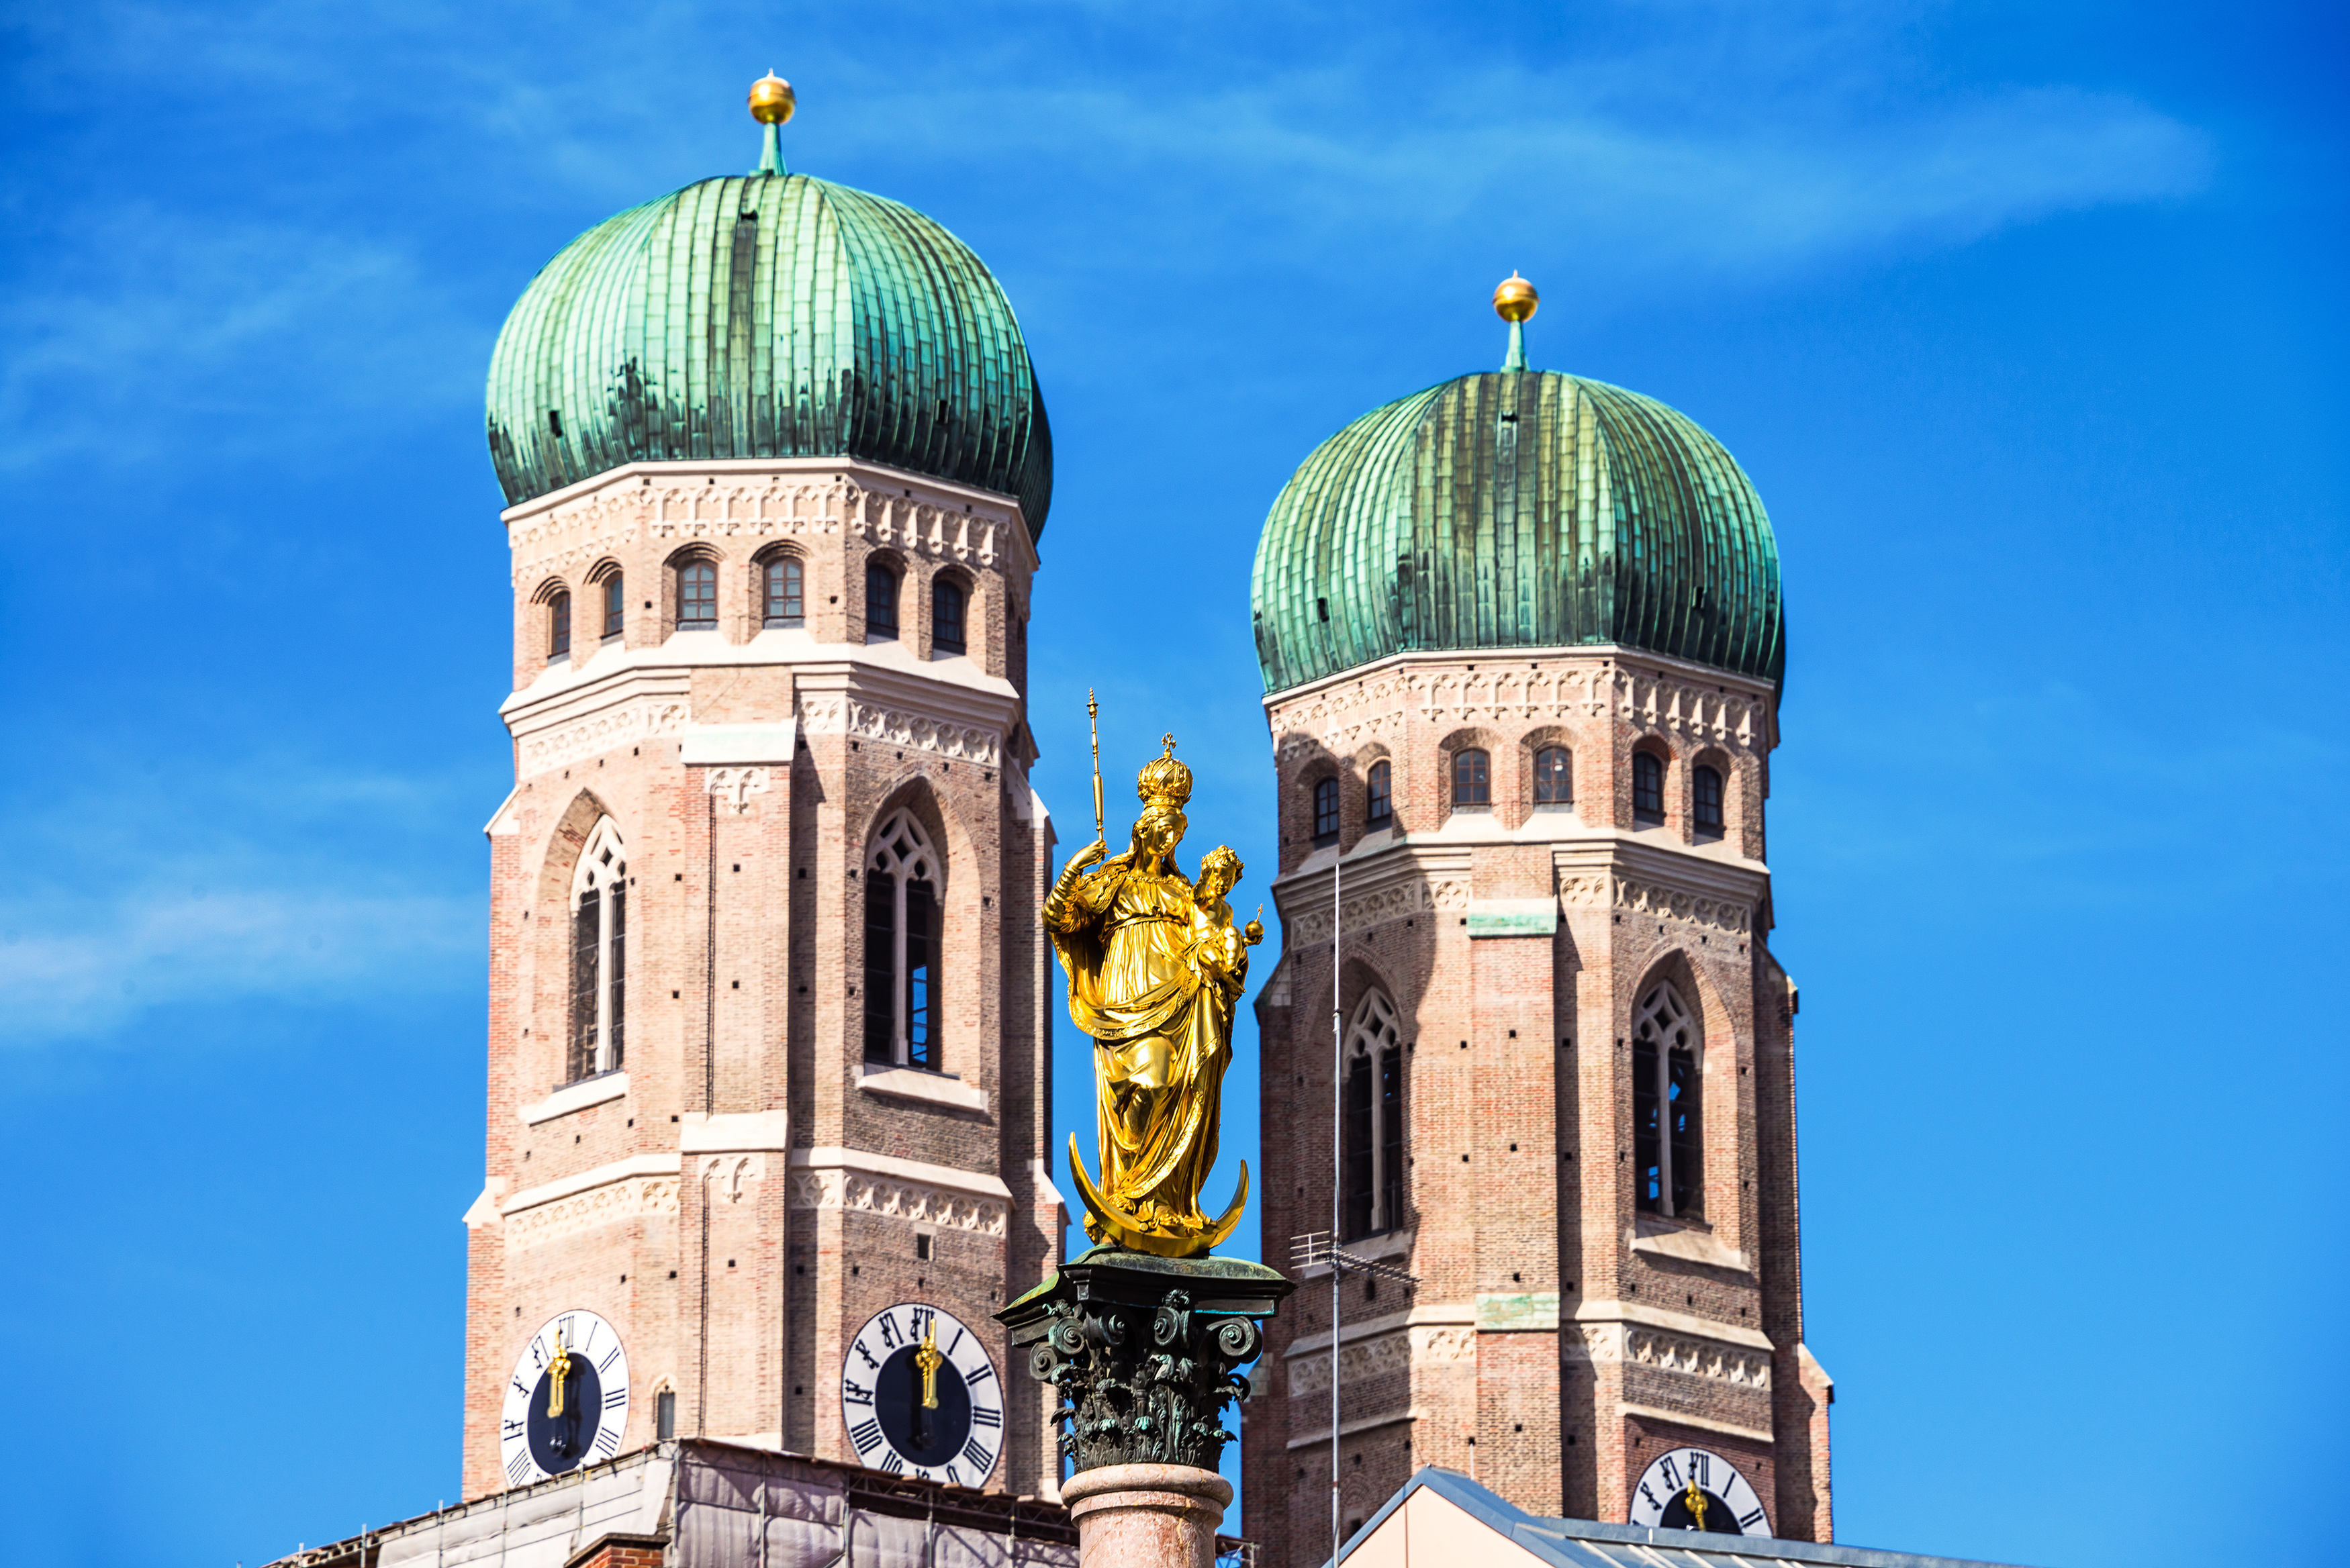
[1087,689,1104,843]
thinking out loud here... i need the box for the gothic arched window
[1632,982,1701,1218]
[933,577,967,655]
[1312,777,1340,846]
[677,560,717,630]
[1343,991,1406,1239]
[601,573,624,640]
[1452,748,1491,807]
[866,562,900,640]
[1693,764,1725,836]
[763,556,802,627]
[1534,746,1572,804]
[1633,750,1665,822]
[548,590,571,660]
[569,816,628,1082]
[864,810,941,1069]
[1366,761,1393,827]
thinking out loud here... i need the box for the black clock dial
[526,1355,604,1477]
[1660,1485,1737,1533]
[875,1344,973,1466]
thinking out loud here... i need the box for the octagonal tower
[1243,281,1832,1558]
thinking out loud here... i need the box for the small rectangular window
[1633,752,1664,822]
[1366,761,1392,826]
[1312,777,1340,845]
[933,578,966,656]
[548,591,571,660]
[866,563,899,638]
[1534,746,1572,804]
[1693,765,1724,834]
[655,1389,676,1440]
[764,557,803,627]
[1452,748,1490,807]
[679,562,717,629]
[915,1233,933,1261]
[602,575,624,640]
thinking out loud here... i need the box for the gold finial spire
[749,71,796,125]
[749,72,796,177]
[1494,272,1538,372]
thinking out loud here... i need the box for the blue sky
[1,2,2343,1564]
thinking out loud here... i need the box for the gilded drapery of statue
[1046,737,1261,1257]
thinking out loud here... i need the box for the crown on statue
[1136,734,1193,810]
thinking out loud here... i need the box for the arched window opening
[677,560,717,630]
[601,575,624,641]
[1693,765,1725,836]
[1366,761,1393,828]
[866,562,900,640]
[1632,983,1701,1219]
[1632,751,1665,823]
[1452,748,1491,807]
[1343,991,1406,1240]
[548,591,571,661]
[1535,746,1572,805]
[569,817,628,1082]
[1312,777,1340,846]
[933,577,967,656]
[763,557,803,627]
[863,810,941,1069]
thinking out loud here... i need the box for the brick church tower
[1241,283,1834,1557]
[457,82,1064,1502]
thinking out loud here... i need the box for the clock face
[840,1303,1002,1487]
[1628,1446,1769,1536]
[500,1309,630,1487]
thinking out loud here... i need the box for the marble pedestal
[1063,1464,1233,1568]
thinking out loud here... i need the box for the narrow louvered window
[1535,746,1572,804]
[865,811,942,1069]
[1632,983,1701,1219]
[1366,761,1393,827]
[1342,991,1406,1240]
[548,591,571,660]
[568,818,627,1083]
[1452,748,1490,807]
[678,562,716,629]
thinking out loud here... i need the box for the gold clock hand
[1683,1475,1707,1531]
[547,1328,571,1420]
[915,1323,943,1410]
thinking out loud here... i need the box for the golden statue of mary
[1045,736,1261,1257]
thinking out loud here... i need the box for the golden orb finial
[1493,271,1539,324]
[749,71,796,126]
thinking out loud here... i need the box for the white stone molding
[785,1146,1012,1236]
[519,1071,629,1126]
[1266,648,1776,765]
[499,1155,683,1248]
[1289,1330,1413,1396]
[679,1110,790,1153]
[1554,865,1757,936]
[699,1153,767,1204]
[1571,1298,1775,1353]
[703,766,771,815]
[461,1177,508,1230]
[1284,868,1472,947]
[518,697,692,777]
[858,1066,990,1114]
[1617,1402,1776,1444]
[1412,1325,1476,1364]
[1566,1322,1771,1389]
[851,491,1007,571]
[1284,1410,1421,1450]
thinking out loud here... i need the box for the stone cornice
[786,1146,1012,1235]
[500,456,1038,581]
[1266,646,1778,761]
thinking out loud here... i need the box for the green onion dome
[1250,368,1783,692]
[486,163,1052,533]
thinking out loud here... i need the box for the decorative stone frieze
[1554,869,1754,935]
[796,694,1002,765]
[1287,875,1469,946]
[1566,1323,1771,1389]
[698,1153,766,1204]
[1286,1330,1412,1396]
[703,766,771,815]
[504,1176,681,1248]
[788,1169,1010,1235]
[518,699,691,776]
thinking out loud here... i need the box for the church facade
[457,81,1064,1505]
[1240,321,1834,1558]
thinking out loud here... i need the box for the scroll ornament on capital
[1044,728,1262,1259]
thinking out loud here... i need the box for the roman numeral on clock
[849,1420,884,1455]
[843,1379,875,1407]
[961,1438,994,1473]
[599,1347,622,1373]
[594,1426,620,1457]
[1738,1508,1765,1530]
[962,1363,995,1389]
[879,1452,906,1475]
[970,1405,1002,1428]
[503,1418,526,1436]
[506,1453,533,1485]
[604,1389,627,1408]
